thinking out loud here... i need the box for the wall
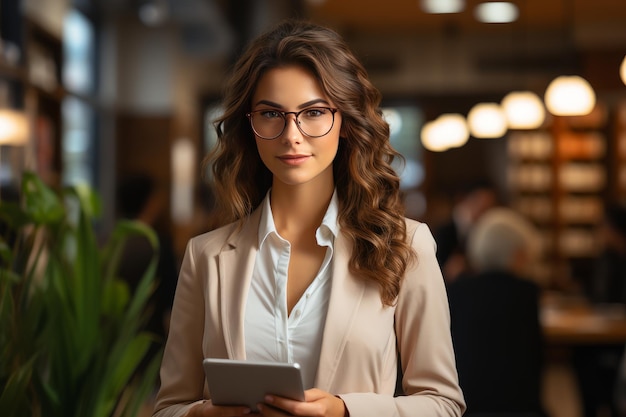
[349,24,626,97]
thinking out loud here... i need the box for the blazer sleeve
[340,222,466,417]
[153,240,207,417]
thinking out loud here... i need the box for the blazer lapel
[315,232,365,391]
[218,209,262,360]
[215,208,366,391]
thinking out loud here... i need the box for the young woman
[153,19,465,417]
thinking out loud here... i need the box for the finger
[257,402,291,416]
[263,395,318,416]
[195,400,252,416]
[303,388,326,402]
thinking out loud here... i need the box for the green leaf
[95,333,154,417]
[0,356,36,416]
[0,202,32,230]
[21,171,64,225]
[101,279,131,318]
[116,348,163,417]
[0,172,162,417]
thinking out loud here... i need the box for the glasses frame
[246,107,338,140]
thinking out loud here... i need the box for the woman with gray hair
[446,207,548,416]
[467,207,542,279]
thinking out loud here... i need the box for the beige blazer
[153,207,465,417]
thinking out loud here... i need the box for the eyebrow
[252,98,331,109]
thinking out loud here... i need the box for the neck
[270,180,334,236]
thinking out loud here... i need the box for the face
[250,65,342,189]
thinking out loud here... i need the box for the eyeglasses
[246,107,338,140]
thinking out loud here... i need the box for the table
[540,293,626,417]
[541,292,626,346]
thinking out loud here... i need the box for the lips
[277,154,311,165]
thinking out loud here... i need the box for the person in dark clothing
[434,180,498,284]
[573,202,626,417]
[588,203,626,306]
[447,207,547,416]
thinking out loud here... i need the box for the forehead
[252,65,331,107]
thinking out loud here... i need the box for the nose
[281,113,302,144]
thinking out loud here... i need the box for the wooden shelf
[0,16,65,187]
[507,102,614,288]
[614,101,626,201]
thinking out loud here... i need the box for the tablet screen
[203,358,306,412]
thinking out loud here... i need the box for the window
[61,9,96,187]
[382,105,425,190]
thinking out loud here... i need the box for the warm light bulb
[421,0,465,14]
[501,91,545,129]
[467,102,507,138]
[544,75,596,116]
[421,114,470,152]
[474,2,519,23]
[0,109,29,145]
[421,121,448,152]
[436,114,469,148]
[620,55,626,86]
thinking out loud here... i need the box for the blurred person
[153,19,465,417]
[587,202,626,306]
[573,202,626,417]
[616,345,626,417]
[434,179,498,284]
[447,207,547,416]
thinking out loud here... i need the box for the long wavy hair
[204,19,416,306]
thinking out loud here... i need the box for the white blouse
[244,190,338,389]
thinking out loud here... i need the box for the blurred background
[1,1,626,416]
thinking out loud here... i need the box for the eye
[302,107,328,118]
[259,110,282,119]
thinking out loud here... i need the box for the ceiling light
[467,102,507,138]
[0,109,29,145]
[544,75,596,116]
[501,91,545,130]
[421,120,447,152]
[420,114,469,152]
[474,2,519,23]
[420,0,465,14]
[436,114,469,148]
[620,55,626,85]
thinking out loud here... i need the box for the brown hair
[204,19,415,306]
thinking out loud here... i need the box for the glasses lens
[249,110,285,139]
[250,108,334,139]
[298,107,334,137]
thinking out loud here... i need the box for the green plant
[0,171,162,417]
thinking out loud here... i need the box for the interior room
[1,0,626,416]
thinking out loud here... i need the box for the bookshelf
[0,14,65,187]
[507,103,609,288]
[615,101,626,202]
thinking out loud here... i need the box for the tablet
[203,358,305,412]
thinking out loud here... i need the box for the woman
[153,19,465,417]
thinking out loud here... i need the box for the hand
[257,388,347,417]
[186,399,258,417]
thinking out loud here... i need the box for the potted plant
[0,171,162,417]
